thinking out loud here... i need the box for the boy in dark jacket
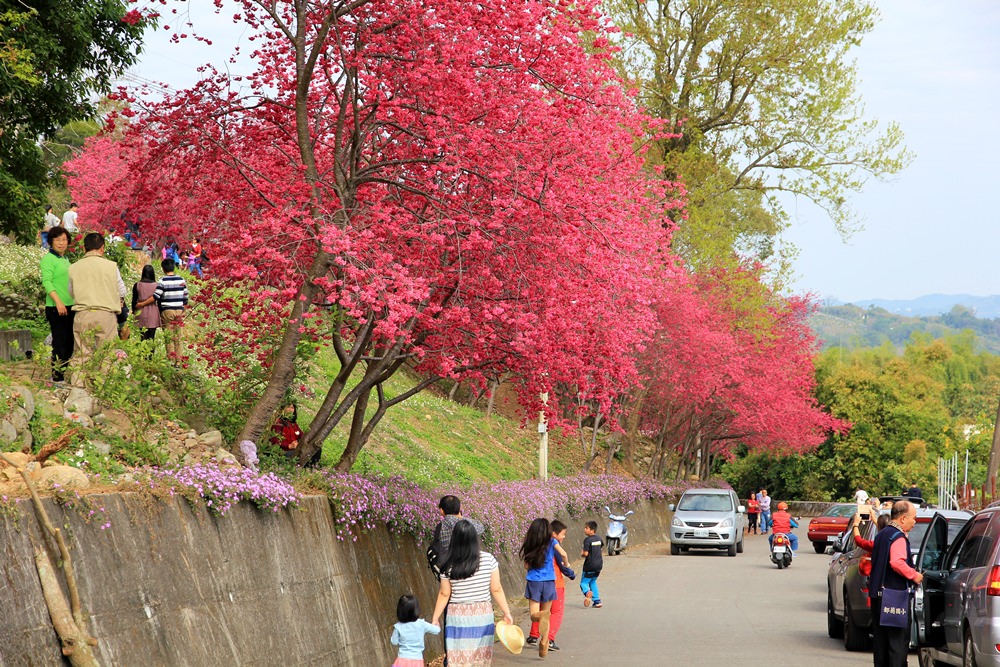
[580,521,604,608]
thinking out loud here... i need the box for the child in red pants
[527,520,574,651]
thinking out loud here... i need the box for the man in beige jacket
[68,233,126,367]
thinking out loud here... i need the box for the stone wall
[0,493,672,666]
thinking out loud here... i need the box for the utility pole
[538,392,548,481]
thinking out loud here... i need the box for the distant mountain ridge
[824,294,1000,319]
[811,297,1000,354]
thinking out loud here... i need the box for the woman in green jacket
[40,227,74,382]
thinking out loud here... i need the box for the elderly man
[869,500,923,667]
[69,233,126,368]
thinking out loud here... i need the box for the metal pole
[538,392,548,481]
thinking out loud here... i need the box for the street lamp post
[538,392,549,481]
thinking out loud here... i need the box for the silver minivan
[915,506,1000,666]
[668,488,746,556]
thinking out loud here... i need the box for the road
[493,529,879,666]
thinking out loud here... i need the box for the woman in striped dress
[431,520,513,666]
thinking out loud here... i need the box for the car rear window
[822,505,856,518]
[678,494,734,512]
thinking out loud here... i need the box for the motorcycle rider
[768,502,799,557]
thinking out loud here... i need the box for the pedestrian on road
[580,520,603,609]
[758,489,772,534]
[869,500,923,667]
[431,519,513,667]
[391,594,440,667]
[527,520,574,652]
[520,518,568,659]
[746,495,760,534]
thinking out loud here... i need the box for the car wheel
[918,647,947,667]
[727,542,737,557]
[827,589,844,639]
[814,542,827,554]
[843,596,870,651]
[737,537,744,554]
[670,543,680,556]
[964,630,978,667]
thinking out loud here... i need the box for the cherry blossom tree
[638,265,845,480]
[67,0,683,468]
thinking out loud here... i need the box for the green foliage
[604,0,911,266]
[0,0,149,239]
[722,332,1000,500]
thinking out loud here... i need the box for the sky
[779,0,1000,302]
[128,0,1000,303]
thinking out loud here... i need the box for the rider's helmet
[777,501,789,511]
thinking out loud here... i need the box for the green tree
[604,0,912,266]
[0,1,148,240]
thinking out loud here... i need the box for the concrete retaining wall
[0,493,673,666]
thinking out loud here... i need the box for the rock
[64,388,98,417]
[215,448,239,466]
[92,441,111,456]
[0,451,31,469]
[11,385,34,420]
[8,407,28,433]
[184,438,199,449]
[92,413,106,426]
[198,430,224,448]
[20,429,31,450]
[35,466,91,490]
[0,421,17,443]
[63,412,94,428]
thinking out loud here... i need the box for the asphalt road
[493,528,880,666]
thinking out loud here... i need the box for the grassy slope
[297,345,588,487]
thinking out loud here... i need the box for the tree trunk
[237,251,328,450]
[485,379,500,417]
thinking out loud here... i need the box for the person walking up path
[68,232,125,369]
[154,258,188,361]
[40,227,74,382]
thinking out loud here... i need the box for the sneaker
[548,641,560,651]
[584,591,592,607]
[593,601,603,608]
[525,637,539,646]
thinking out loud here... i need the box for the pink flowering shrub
[143,465,301,516]
[319,472,728,554]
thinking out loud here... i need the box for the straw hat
[495,620,525,654]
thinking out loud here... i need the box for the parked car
[914,506,1000,666]
[827,506,971,652]
[808,503,858,553]
[668,488,746,557]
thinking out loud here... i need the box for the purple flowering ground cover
[100,466,725,556]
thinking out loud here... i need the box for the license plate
[827,535,838,542]
[694,528,709,538]
[773,546,786,554]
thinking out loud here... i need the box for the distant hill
[824,294,1000,319]
[811,301,1000,354]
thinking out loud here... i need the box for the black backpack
[427,525,445,580]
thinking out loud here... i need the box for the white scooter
[605,506,634,556]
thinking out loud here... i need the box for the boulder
[35,465,91,490]
[64,387,98,417]
[20,429,31,450]
[0,451,31,469]
[8,407,28,433]
[63,412,94,428]
[198,430,224,448]
[92,441,112,456]
[11,385,34,420]
[215,448,239,467]
[0,420,17,443]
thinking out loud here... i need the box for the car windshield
[678,494,733,512]
[909,517,968,549]
[823,505,857,518]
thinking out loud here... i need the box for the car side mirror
[668,504,676,512]
[737,505,746,513]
